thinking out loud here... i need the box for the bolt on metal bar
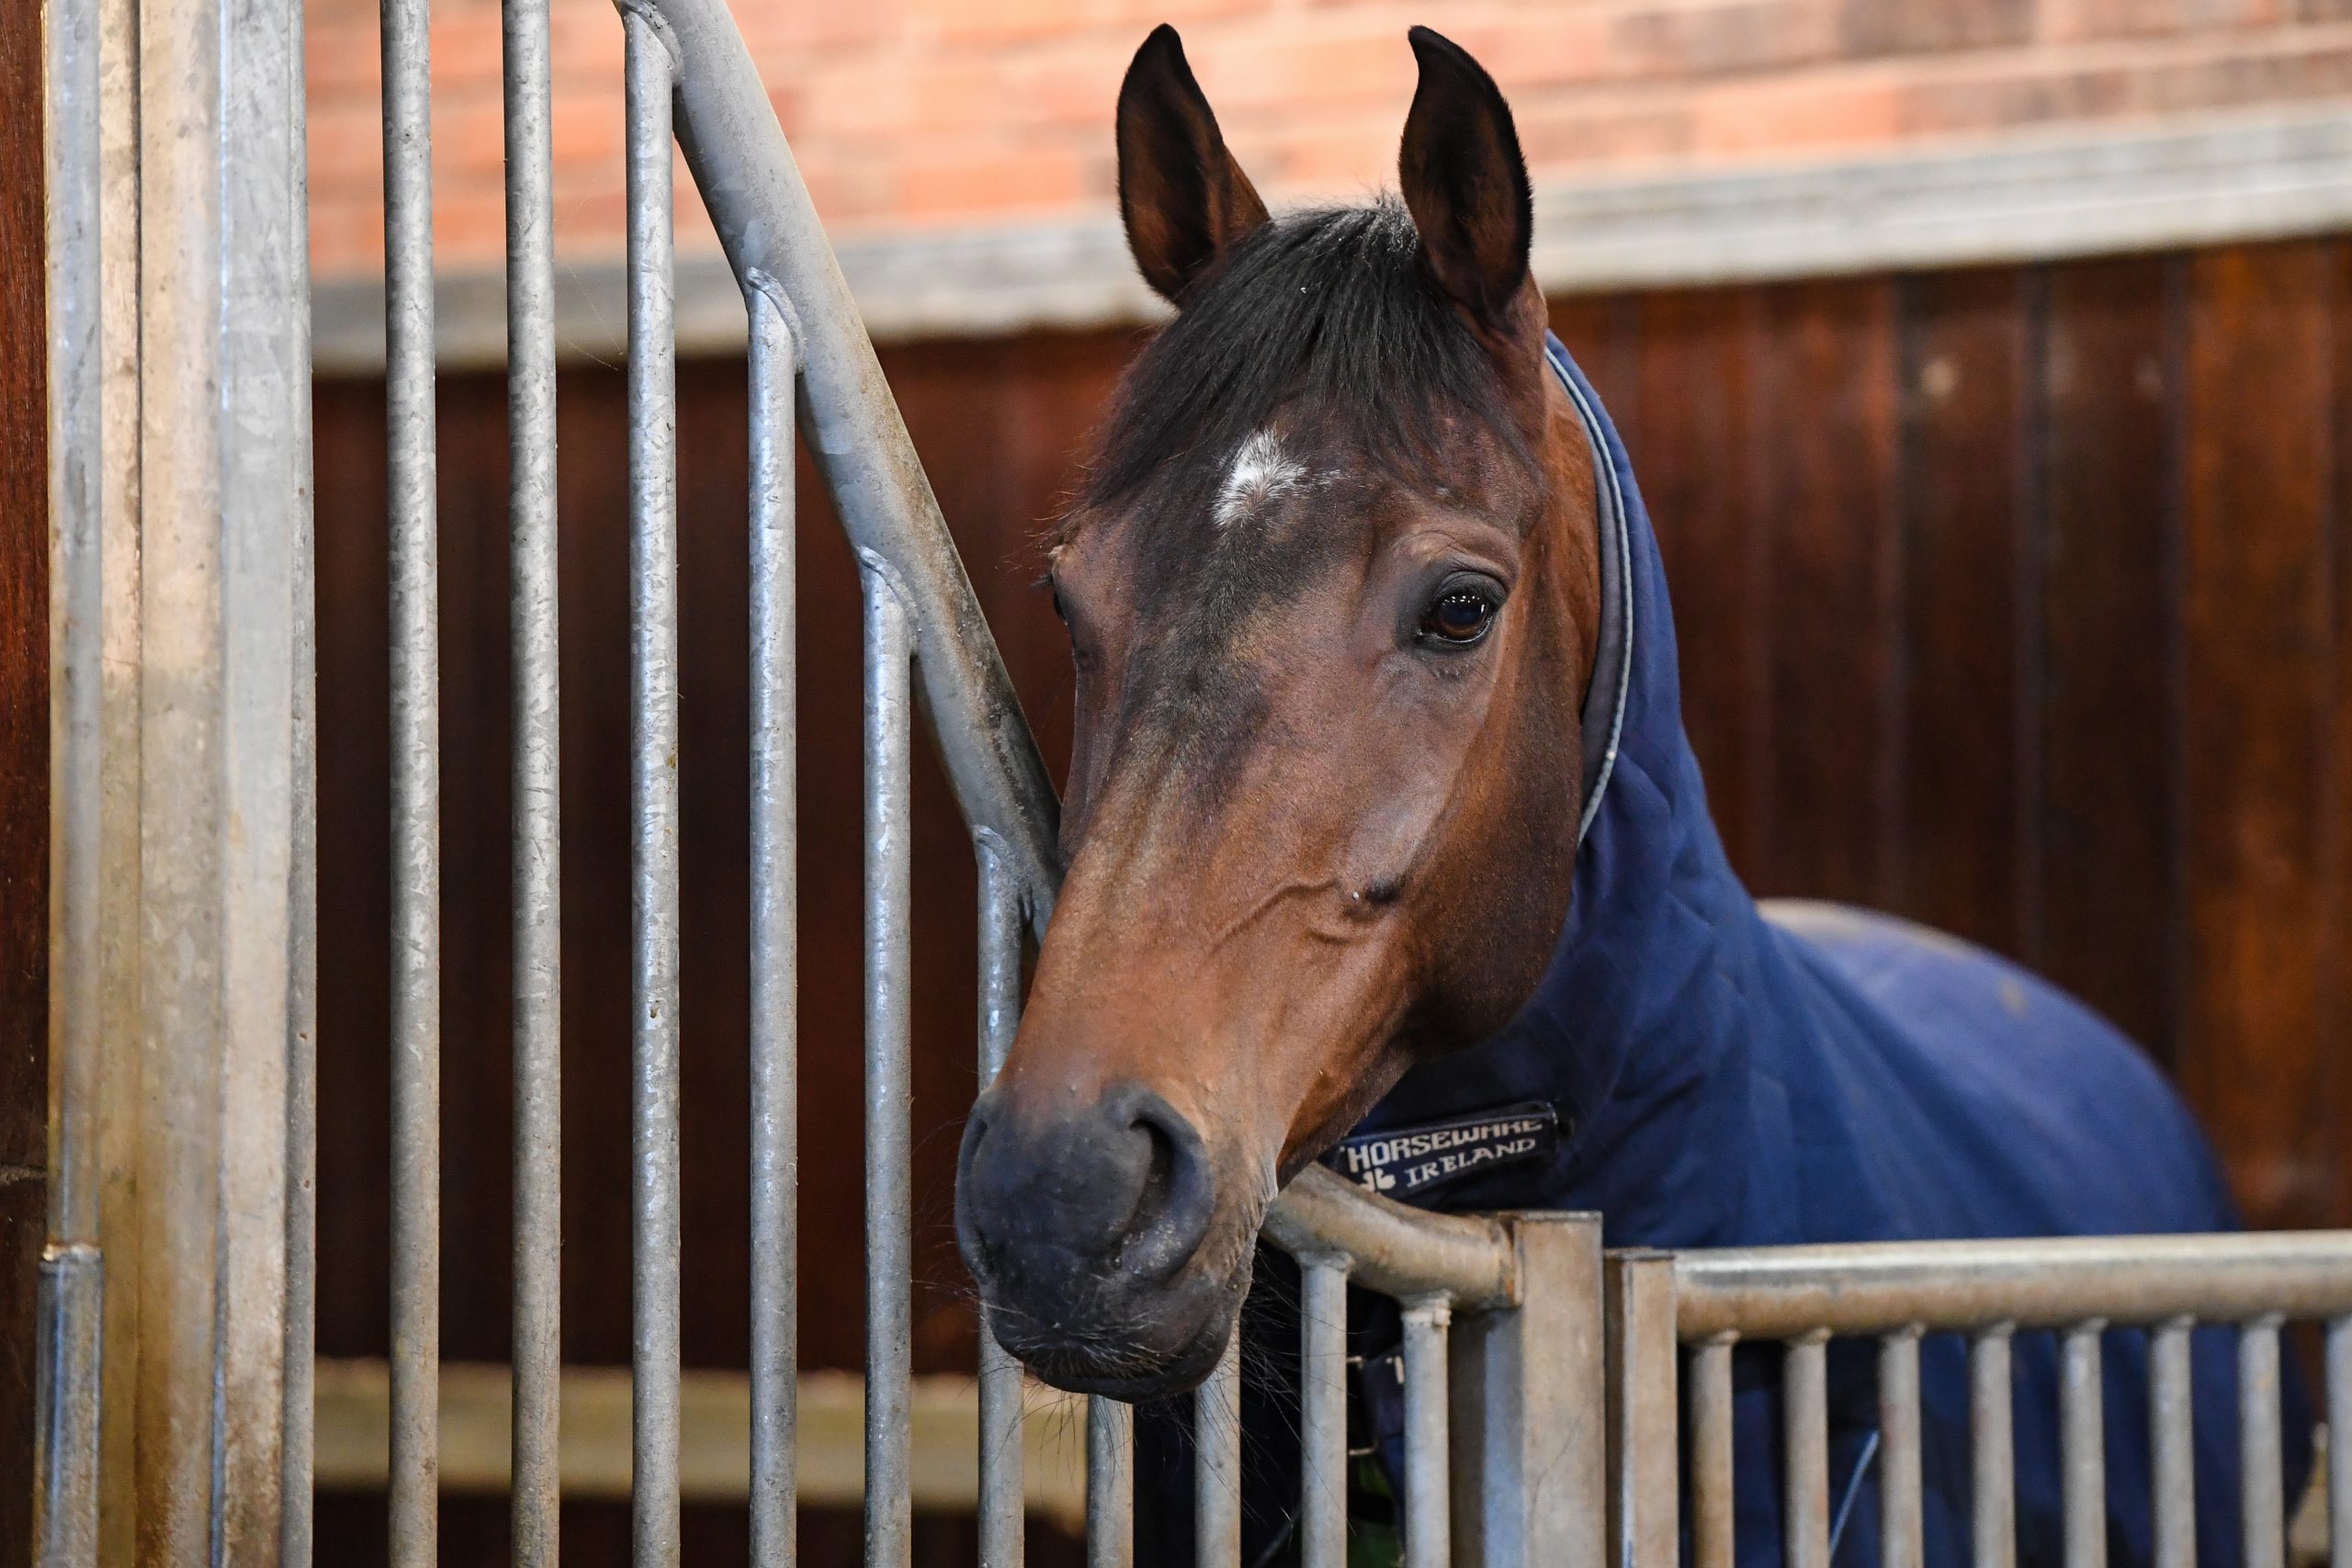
[1402,1299,1452,1568]
[1088,1398,1135,1568]
[382,0,441,1544]
[1197,1332,1243,1567]
[749,288,799,1568]
[1606,1251,1679,1568]
[625,15,683,1565]
[505,0,563,1550]
[864,562,916,1568]
[1972,1327,2017,1568]
[1784,1335,1831,1568]
[2238,1318,2285,1568]
[976,846,1025,1568]
[1300,1258,1350,1568]
[2150,1320,2196,1568]
[1690,1337,1737,1568]
[2326,1317,2349,1568]
[2062,1325,2107,1568]
[1880,1330,1925,1568]
[39,0,107,1539]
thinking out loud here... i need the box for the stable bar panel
[1299,1258,1349,1568]
[2328,1318,2349,1568]
[1606,1252,1679,1568]
[38,0,105,1538]
[1088,1398,1134,1568]
[1690,1338,1736,1568]
[748,289,799,1568]
[1402,1301,1451,1568]
[1197,1334,1242,1568]
[1973,1328,2017,1568]
[382,0,441,1545]
[976,847,1024,1568]
[2062,1325,2106,1568]
[505,0,563,1548]
[864,565,915,1568]
[1880,1331,1924,1568]
[2150,1321,2195,1568]
[1784,1336,1831,1568]
[626,18,683,1567]
[2238,1319,2285,1568]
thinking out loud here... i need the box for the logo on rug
[1321,1102,1561,1200]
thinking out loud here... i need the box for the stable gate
[31,0,2352,1563]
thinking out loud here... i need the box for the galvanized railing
[1604,1234,2352,1568]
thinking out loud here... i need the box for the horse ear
[1116,25,1270,305]
[1399,27,1538,343]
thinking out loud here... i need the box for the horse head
[955,24,1604,1400]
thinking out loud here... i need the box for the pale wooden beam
[311,1359,1090,1531]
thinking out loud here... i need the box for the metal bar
[507,0,562,1549]
[1880,1330,1925,1568]
[1300,1257,1350,1568]
[626,16,683,1566]
[1690,1337,1736,1568]
[1261,1167,1516,1314]
[749,288,799,1568]
[285,73,321,1549]
[2061,1325,2107,1568]
[2150,1320,2196,1568]
[864,563,915,1568]
[1196,1332,1243,1567]
[383,0,440,1543]
[1784,1335,1831,1568]
[134,0,310,1532]
[1087,1398,1135,1568]
[1402,1300,1452,1568]
[1450,1213,1606,1568]
[1673,1234,2352,1339]
[1972,1327,2016,1568]
[975,846,1024,1568]
[39,0,106,1540]
[35,1249,102,1568]
[1606,1251,1679,1568]
[2239,1317,2285,1568]
[2327,1317,2349,1568]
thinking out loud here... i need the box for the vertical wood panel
[2038,254,2180,1065]
[1749,278,1903,903]
[2180,241,2338,1231]
[1622,288,1771,874]
[1895,271,2033,956]
[0,0,46,1549]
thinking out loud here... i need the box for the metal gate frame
[33,0,2352,1564]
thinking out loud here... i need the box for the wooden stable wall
[0,0,48,1559]
[307,238,2352,1562]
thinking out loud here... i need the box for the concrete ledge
[312,107,2352,372]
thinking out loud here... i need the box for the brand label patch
[1321,1101,1562,1200]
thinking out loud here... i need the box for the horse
[953,24,2308,1567]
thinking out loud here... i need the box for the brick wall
[305,0,2352,281]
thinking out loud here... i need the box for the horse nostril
[1109,1087,1216,1281]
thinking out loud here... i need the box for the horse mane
[1067,198,1531,537]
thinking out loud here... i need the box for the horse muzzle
[955,1080,1249,1397]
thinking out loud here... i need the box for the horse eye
[1419,587,1498,647]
